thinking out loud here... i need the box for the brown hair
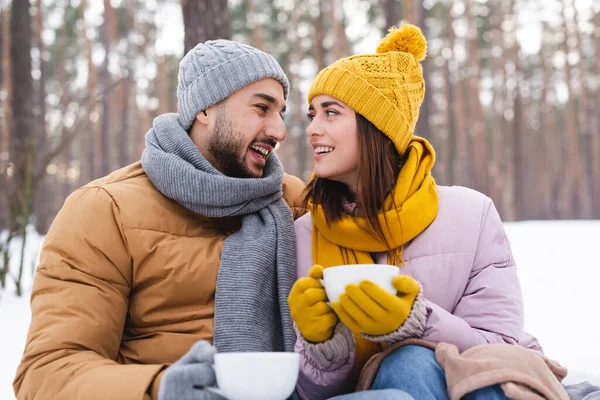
[303,113,410,264]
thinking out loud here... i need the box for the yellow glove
[288,265,338,343]
[331,275,420,336]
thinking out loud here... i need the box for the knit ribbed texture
[177,40,290,130]
[361,289,428,345]
[295,323,356,372]
[141,114,299,400]
[308,23,427,155]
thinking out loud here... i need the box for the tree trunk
[385,0,399,29]
[246,0,264,50]
[34,0,46,163]
[9,0,35,293]
[591,10,600,216]
[312,0,327,71]
[507,0,526,220]
[181,0,231,54]
[571,0,593,213]
[448,7,469,188]
[330,0,350,60]
[10,0,35,189]
[292,1,308,180]
[464,0,488,195]
[136,12,153,160]
[511,49,526,220]
[401,0,414,23]
[1,6,11,159]
[0,5,3,94]
[442,52,455,186]
[414,2,431,141]
[485,0,504,214]
[537,20,559,219]
[54,21,72,201]
[499,0,516,221]
[32,0,52,233]
[0,5,9,233]
[118,0,134,168]
[99,0,115,176]
[80,0,97,184]
[558,2,592,218]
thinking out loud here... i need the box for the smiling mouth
[314,146,334,155]
[249,144,270,159]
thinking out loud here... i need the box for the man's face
[204,79,287,178]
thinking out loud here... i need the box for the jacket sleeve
[420,198,525,352]
[295,324,358,400]
[13,187,165,400]
[283,173,307,220]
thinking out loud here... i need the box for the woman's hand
[331,275,420,336]
[288,265,338,343]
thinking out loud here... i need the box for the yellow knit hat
[308,23,427,155]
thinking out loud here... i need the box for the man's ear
[195,110,209,126]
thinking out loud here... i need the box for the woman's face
[306,95,360,192]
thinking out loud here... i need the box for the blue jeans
[330,345,510,400]
[329,389,415,400]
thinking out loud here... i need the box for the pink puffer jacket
[293,186,542,399]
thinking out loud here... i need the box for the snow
[1,220,599,399]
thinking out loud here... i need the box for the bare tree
[402,0,414,23]
[246,0,264,50]
[591,10,600,216]
[312,0,327,71]
[80,0,98,184]
[118,0,135,168]
[1,5,11,160]
[507,0,526,220]
[99,0,116,176]
[8,0,35,295]
[10,0,36,181]
[385,0,399,29]
[485,0,506,214]
[0,4,6,232]
[559,1,592,218]
[537,19,560,219]
[572,0,599,217]
[34,0,46,159]
[329,0,350,60]
[0,5,3,98]
[439,1,456,185]
[181,0,231,54]
[291,0,310,180]
[464,0,488,195]
[414,1,431,141]
[448,5,469,189]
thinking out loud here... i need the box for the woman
[288,23,542,400]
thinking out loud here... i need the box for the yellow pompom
[376,23,427,62]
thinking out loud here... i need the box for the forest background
[1,0,599,295]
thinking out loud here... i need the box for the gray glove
[158,341,226,400]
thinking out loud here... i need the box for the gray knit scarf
[141,113,297,357]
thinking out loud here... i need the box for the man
[14,40,305,400]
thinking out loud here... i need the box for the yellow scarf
[309,136,439,366]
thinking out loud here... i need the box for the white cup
[213,352,300,400]
[322,264,400,303]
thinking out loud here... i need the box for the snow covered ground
[1,220,599,399]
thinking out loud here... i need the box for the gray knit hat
[177,39,290,130]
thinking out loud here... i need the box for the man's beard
[208,107,258,178]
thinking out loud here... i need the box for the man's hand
[331,275,420,336]
[158,341,226,400]
[288,265,338,343]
